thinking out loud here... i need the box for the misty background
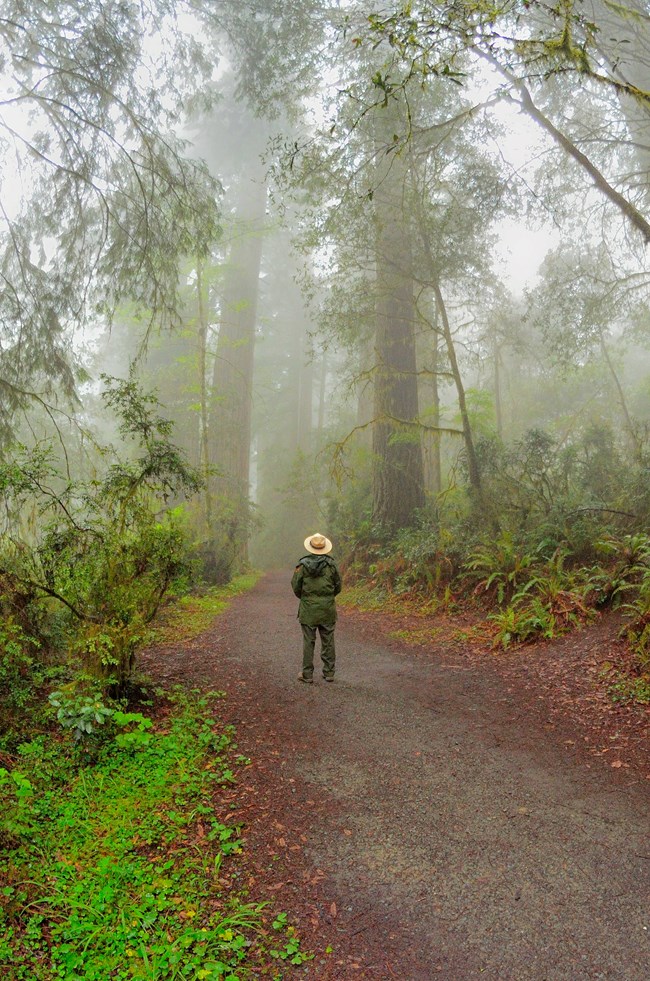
[2,0,650,611]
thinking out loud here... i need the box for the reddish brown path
[144,572,650,980]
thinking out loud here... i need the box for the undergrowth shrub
[489,600,556,649]
[619,566,650,677]
[388,525,458,593]
[0,614,61,750]
[47,690,116,742]
[333,426,650,697]
[0,374,204,701]
[342,519,462,597]
[465,532,538,603]
[0,690,312,977]
[0,620,40,714]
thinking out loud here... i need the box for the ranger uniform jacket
[291,554,342,627]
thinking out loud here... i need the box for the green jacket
[291,554,342,627]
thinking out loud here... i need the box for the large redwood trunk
[211,177,266,494]
[372,133,426,529]
[208,175,267,569]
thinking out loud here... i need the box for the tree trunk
[430,280,482,498]
[196,261,213,534]
[356,336,375,448]
[599,333,641,458]
[414,212,483,500]
[416,297,443,496]
[296,313,313,455]
[427,323,443,495]
[493,322,503,440]
[372,145,426,530]
[209,174,267,569]
[210,176,266,494]
[317,350,327,433]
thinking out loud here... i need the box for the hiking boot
[323,675,334,682]
[297,674,313,684]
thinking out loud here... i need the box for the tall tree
[372,105,426,528]
[210,174,267,494]
[404,91,511,505]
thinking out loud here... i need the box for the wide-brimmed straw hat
[304,532,333,555]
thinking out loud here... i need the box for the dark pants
[301,622,335,679]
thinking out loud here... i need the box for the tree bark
[196,261,213,534]
[209,174,267,567]
[372,145,426,529]
[210,177,266,491]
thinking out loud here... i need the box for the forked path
[147,572,650,979]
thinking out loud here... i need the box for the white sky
[493,218,557,294]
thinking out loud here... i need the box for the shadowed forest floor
[141,572,650,980]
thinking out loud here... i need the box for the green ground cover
[0,574,311,980]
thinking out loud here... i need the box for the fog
[4,14,650,978]
[1,0,650,579]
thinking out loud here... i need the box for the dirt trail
[144,572,650,980]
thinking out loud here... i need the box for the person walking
[291,532,342,684]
